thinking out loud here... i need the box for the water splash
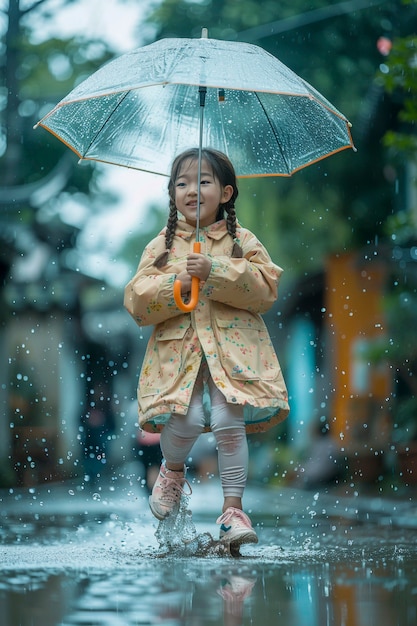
[155,495,228,557]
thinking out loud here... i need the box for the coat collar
[161,219,236,242]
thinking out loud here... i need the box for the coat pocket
[140,318,192,397]
[215,317,279,381]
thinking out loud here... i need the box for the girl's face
[174,158,233,227]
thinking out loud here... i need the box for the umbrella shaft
[196,86,207,243]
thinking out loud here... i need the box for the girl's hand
[186,253,212,281]
[176,270,192,295]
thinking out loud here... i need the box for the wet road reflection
[1,484,417,625]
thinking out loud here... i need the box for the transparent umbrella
[36,30,355,310]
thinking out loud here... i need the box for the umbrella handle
[173,242,201,312]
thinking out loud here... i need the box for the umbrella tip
[201,27,208,38]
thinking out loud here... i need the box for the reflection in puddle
[63,565,258,626]
[0,562,259,626]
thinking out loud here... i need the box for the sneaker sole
[220,530,259,547]
[148,496,179,521]
[148,496,169,522]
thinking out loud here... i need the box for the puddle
[2,539,417,626]
[1,485,417,625]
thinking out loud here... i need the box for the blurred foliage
[0,0,121,236]
[379,31,417,159]
[0,0,122,300]
[385,208,417,244]
[370,0,417,441]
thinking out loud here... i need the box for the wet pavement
[1,477,417,626]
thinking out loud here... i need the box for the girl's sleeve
[201,231,283,314]
[123,241,183,327]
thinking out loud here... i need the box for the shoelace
[159,472,192,505]
[216,507,251,526]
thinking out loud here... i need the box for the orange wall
[324,252,390,445]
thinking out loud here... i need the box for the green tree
[371,1,417,443]
[0,0,119,300]
[0,0,115,188]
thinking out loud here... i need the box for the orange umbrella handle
[173,242,201,312]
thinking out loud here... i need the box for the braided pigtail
[224,203,243,258]
[153,199,178,268]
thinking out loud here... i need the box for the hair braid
[224,203,243,258]
[153,200,178,268]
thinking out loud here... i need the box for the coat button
[231,397,237,403]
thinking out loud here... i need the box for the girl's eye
[201,179,210,185]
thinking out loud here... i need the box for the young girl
[124,148,289,550]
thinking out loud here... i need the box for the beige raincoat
[124,219,289,434]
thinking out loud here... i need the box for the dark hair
[153,148,243,268]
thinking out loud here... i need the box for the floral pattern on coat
[124,219,290,434]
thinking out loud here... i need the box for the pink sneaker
[216,507,258,547]
[149,463,192,520]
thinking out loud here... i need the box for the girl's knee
[210,403,244,432]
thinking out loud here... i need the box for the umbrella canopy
[36,33,355,311]
[36,35,355,178]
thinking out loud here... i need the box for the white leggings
[160,362,248,497]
